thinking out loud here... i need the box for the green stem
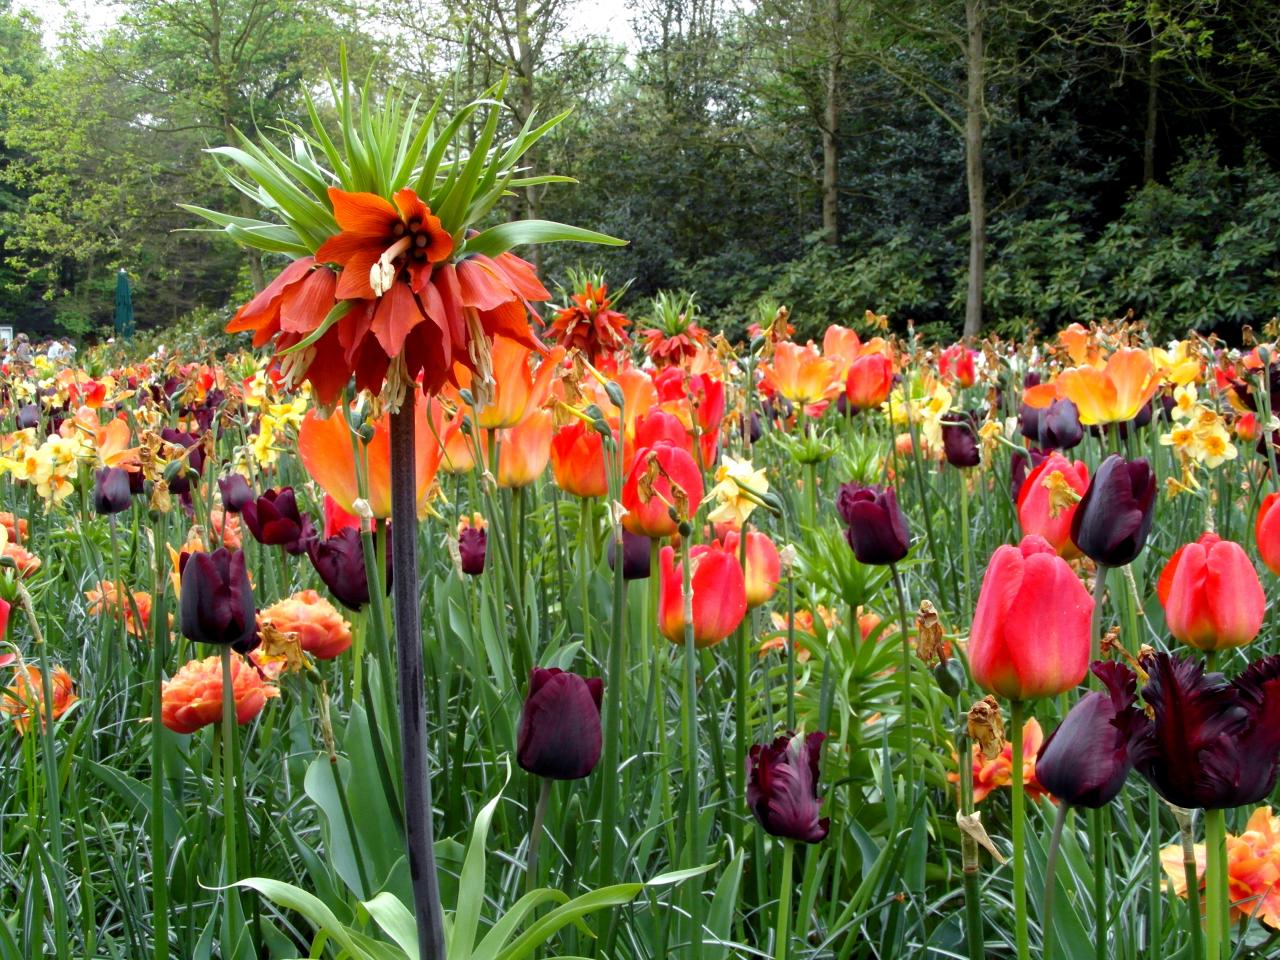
[1091,807,1109,960]
[679,532,704,960]
[1205,807,1226,960]
[219,645,240,943]
[1010,699,1029,960]
[1175,806,1203,960]
[526,777,553,896]
[775,840,795,960]
[890,563,914,803]
[150,512,170,960]
[1042,802,1069,960]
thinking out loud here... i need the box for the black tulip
[306,527,390,611]
[243,487,314,554]
[1037,661,1144,808]
[179,548,256,648]
[92,466,133,515]
[747,731,830,843]
[15,404,39,430]
[218,474,254,513]
[458,525,487,576]
[517,667,604,780]
[941,414,981,468]
[836,483,910,565]
[1070,454,1156,567]
[608,529,652,580]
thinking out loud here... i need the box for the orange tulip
[621,441,704,539]
[85,580,153,638]
[657,541,747,646]
[1055,348,1160,425]
[2,663,78,734]
[259,589,353,660]
[953,718,1051,804]
[497,408,553,488]
[760,341,839,416]
[298,387,445,518]
[722,529,781,608]
[1161,805,1280,929]
[161,653,280,734]
[821,325,864,379]
[550,419,609,498]
[457,335,564,430]
[845,353,895,411]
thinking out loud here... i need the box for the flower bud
[516,667,603,780]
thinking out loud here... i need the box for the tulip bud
[746,732,829,843]
[92,466,133,515]
[516,667,604,780]
[1036,661,1143,808]
[218,474,254,513]
[941,414,980,468]
[835,483,910,565]
[1070,454,1156,568]
[179,548,256,648]
[458,516,488,576]
[607,529,652,580]
[969,535,1092,700]
[1157,533,1265,651]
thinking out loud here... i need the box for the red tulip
[939,343,977,387]
[1016,454,1089,558]
[1157,533,1265,651]
[658,541,747,647]
[722,529,781,608]
[621,441,704,539]
[550,420,609,499]
[969,535,1093,700]
[1256,492,1280,575]
[844,353,895,412]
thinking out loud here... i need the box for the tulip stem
[1042,801,1069,960]
[679,531,704,960]
[890,563,914,804]
[1174,806,1203,960]
[526,777,553,896]
[774,839,794,960]
[389,392,446,960]
[1090,807,1109,960]
[218,644,240,947]
[1090,565,1109,662]
[150,511,170,960]
[1010,698,1030,960]
[1205,807,1227,960]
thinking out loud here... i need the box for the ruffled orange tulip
[952,718,1051,804]
[1055,348,1160,425]
[2,664,78,734]
[1161,805,1280,929]
[85,580,153,638]
[298,387,445,518]
[259,589,353,660]
[161,653,280,734]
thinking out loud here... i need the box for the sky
[15,0,640,51]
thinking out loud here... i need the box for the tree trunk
[820,0,841,246]
[1143,46,1160,184]
[962,0,985,341]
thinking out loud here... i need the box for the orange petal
[327,187,398,236]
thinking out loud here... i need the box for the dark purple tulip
[1037,661,1144,808]
[306,527,390,611]
[747,731,829,843]
[128,468,146,496]
[608,529,652,580]
[218,474,254,513]
[242,487,314,553]
[1010,447,1049,500]
[1023,371,1042,388]
[516,668,604,780]
[1069,455,1156,567]
[1130,652,1280,810]
[941,414,980,468]
[160,428,204,496]
[92,466,133,515]
[458,525,487,576]
[1041,399,1083,450]
[836,483,910,565]
[15,404,39,430]
[179,548,256,648]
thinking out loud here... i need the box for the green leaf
[463,221,626,259]
[363,892,418,957]
[449,760,512,959]
[471,889,571,960]
[235,877,366,957]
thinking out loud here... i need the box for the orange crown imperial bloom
[549,282,630,363]
[161,653,280,734]
[2,664,78,734]
[259,589,353,660]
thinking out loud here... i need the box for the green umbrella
[114,268,135,339]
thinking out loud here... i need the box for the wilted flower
[953,716,1050,804]
[161,653,280,734]
[621,441,704,539]
[259,589,353,660]
[516,667,603,780]
[746,731,830,843]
